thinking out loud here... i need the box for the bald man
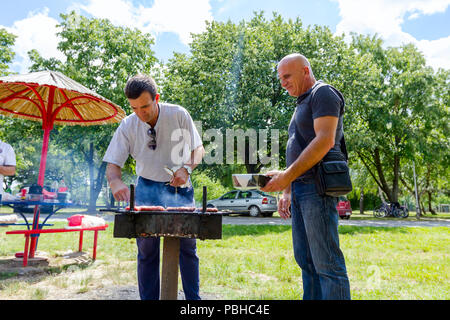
[261,53,351,300]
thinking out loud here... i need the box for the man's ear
[303,65,310,76]
[154,93,160,103]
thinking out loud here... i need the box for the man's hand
[261,170,291,193]
[170,167,190,187]
[106,163,129,202]
[261,171,291,219]
[278,192,291,220]
[110,179,130,202]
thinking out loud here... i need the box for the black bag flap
[322,161,349,174]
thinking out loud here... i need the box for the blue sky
[1,0,449,73]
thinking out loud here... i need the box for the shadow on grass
[222,224,410,239]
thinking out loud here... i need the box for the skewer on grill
[129,183,135,212]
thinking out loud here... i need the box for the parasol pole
[30,87,55,258]
[37,126,51,187]
[29,124,50,258]
[37,86,56,187]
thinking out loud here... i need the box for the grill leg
[160,237,180,300]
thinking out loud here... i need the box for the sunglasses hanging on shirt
[146,103,160,150]
[147,127,156,150]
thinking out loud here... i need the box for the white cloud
[334,0,450,70]
[80,0,213,44]
[407,12,420,20]
[418,36,450,70]
[1,8,64,74]
[77,0,137,28]
[2,0,213,74]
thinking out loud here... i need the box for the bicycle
[373,201,409,218]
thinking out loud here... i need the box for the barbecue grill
[101,185,226,300]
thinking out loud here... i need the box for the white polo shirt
[103,103,202,182]
[0,140,16,195]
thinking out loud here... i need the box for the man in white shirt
[103,75,205,300]
[0,140,16,201]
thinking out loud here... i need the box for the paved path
[337,218,450,228]
[221,216,450,228]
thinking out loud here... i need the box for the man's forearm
[106,163,130,201]
[283,184,291,196]
[284,134,334,184]
[186,145,205,170]
[0,166,16,176]
[106,163,123,184]
[284,115,338,187]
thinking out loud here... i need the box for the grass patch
[199,225,450,299]
[0,221,448,299]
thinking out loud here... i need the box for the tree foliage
[27,12,157,209]
[1,11,448,212]
[346,34,449,206]
[162,12,448,207]
[0,28,16,76]
[162,12,353,181]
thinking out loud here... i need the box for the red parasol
[0,70,126,186]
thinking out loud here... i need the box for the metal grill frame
[104,185,225,240]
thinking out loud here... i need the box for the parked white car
[207,189,277,217]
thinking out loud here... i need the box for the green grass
[197,225,450,299]
[0,221,449,300]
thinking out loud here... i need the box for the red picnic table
[1,200,108,266]
[6,225,108,267]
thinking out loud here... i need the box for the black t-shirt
[285,81,345,182]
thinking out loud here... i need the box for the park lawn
[0,222,448,300]
[198,225,449,300]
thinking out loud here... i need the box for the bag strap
[340,134,348,161]
[295,82,348,161]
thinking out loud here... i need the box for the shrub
[191,171,229,203]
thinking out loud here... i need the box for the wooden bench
[6,225,108,267]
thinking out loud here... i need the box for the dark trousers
[135,176,200,300]
[291,181,351,300]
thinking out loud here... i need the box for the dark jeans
[135,176,200,300]
[291,181,351,300]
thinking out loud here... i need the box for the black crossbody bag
[295,84,353,197]
[313,136,352,197]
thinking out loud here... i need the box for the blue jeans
[291,181,351,300]
[135,176,200,300]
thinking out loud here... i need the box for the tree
[0,28,23,191]
[0,28,16,76]
[345,34,446,203]
[28,11,157,211]
[162,12,353,184]
[398,69,450,215]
